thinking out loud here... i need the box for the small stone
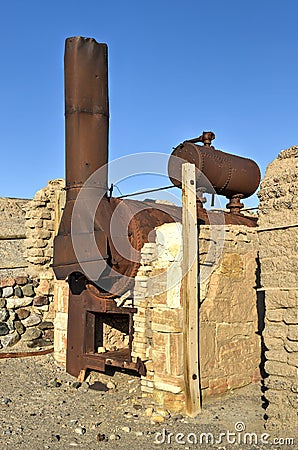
[68,419,78,427]
[21,313,42,327]
[121,426,131,433]
[21,284,35,297]
[133,404,142,410]
[2,287,13,298]
[97,433,107,442]
[0,299,6,308]
[43,329,54,341]
[79,381,89,391]
[155,407,170,418]
[0,308,9,322]
[109,434,120,440]
[144,407,154,417]
[15,276,28,286]
[151,415,165,423]
[1,330,20,347]
[6,297,33,309]
[49,378,62,388]
[173,414,183,421]
[51,434,60,442]
[107,381,116,390]
[72,382,81,389]
[6,319,15,333]
[97,346,106,353]
[38,321,54,330]
[16,308,30,320]
[0,322,9,336]
[2,398,12,404]
[135,431,143,436]
[89,381,108,392]
[74,426,86,435]
[22,327,42,341]
[26,338,52,348]
[33,296,49,306]
[123,412,133,419]
[14,286,23,298]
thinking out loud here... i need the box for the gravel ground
[0,351,296,450]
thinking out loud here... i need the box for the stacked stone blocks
[258,146,298,429]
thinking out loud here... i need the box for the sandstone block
[284,309,298,325]
[151,308,183,333]
[288,325,298,341]
[153,390,185,413]
[285,339,298,353]
[265,349,288,363]
[265,360,297,377]
[266,309,285,322]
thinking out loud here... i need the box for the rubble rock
[21,313,42,327]
[21,284,35,297]
[22,327,42,341]
[1,330,20,347]
[2,287,13,298]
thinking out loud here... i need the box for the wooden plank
[182,162,201,416]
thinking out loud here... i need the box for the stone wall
[0,197,29,278]
[132,222,261,413]
[0,180,65,350]
[258,146,298,429]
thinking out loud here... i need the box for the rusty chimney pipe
[65,36,109,192]
[53,37,109,280]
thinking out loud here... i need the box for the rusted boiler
[53,37,260,379]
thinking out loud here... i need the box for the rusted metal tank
[168,131,261,200]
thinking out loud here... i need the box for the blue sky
[0,0,297,208]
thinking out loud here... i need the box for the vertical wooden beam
[182,162,201,416]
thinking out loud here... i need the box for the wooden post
[182,162,201,416]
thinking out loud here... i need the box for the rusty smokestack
[65,36,109,192]
[53,37,109,280]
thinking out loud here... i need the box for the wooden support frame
[182,162,201,416]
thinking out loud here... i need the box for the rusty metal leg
[66,291,86,378]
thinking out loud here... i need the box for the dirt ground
[0,350,296,450]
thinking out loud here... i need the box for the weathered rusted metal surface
[66,284,145,378]
[53,37,110,280]
[168,136,261,200]
[65,36,109,191]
